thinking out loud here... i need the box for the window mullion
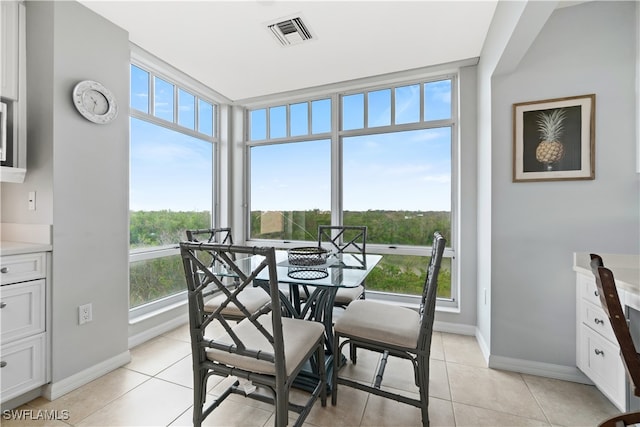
[150,75,156,116]
[332,93,341,227]
[390,86,396,126]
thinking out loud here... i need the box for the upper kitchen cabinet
[1,1,20,100]
[1,0,27,183]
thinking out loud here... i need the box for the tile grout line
[519,373,554,427]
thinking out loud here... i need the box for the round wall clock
[72,80,118,124]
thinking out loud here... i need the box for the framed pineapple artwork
[513,94,595,182]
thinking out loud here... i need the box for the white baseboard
[488,354,593,384]
[128,313,188,349]
[474,327,491,364]
[433,320,476,336]
[43,351,131,401]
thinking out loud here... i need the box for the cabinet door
[579,324,626,411]
[0,334,46,402]
[1,279,46,342]
[1,0,20,100]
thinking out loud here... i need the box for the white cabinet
[0,252,49,403]
[1,0,20,100]
[0,0,27,183]
[576,271,627,411]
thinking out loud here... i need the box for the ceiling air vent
[268,17,313,47]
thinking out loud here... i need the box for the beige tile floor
[4,324,621,427]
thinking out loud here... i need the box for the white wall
[490,1,639,373]
[6,1,131,389]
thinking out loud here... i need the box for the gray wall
[490,1,639,369]
[3,1,130,383]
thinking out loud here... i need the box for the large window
[249,99,332,241]
[129,60,218,311]
[246,76,456,303]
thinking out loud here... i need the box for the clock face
[82,89,109,115]
[72,80,118,124]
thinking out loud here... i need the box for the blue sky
[130,64,451,213]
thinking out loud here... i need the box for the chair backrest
[186,228,236,267]
[318,226,367,255]
[186,227,234,245]
[417,232,446,352]
[590,253,640,397]
[180,242,287,378]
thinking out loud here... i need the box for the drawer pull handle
[594,349,605,356]
[0,361,6,368]
[0,302,5,309]
[594,290,599,297]
[0,267,8,274]
[594,318,605,325]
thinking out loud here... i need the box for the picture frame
[513,94,595,182]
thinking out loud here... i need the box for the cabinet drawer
[578,273,602,307]
[581,300,617,344]
[0,333,46,403]
[0,279,45,342]
[0,253,46,284]
[578,324,626,410]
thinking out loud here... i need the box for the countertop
[574,252,640,310]
[1,223,52,256]
[1,241,53,256]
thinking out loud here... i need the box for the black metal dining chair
[180,242,326,427]
[331,232,445,427]
[185,228,271,322]
[317,225,367,307]
[590,254,640,427]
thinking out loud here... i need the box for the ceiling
[79,1,500,102]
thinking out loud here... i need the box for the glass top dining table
[215,250,381,288]
[212,249,381,345]
[211,249,382,391]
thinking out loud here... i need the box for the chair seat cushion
[204,287,271,317]
[334,300,420,349]
[206,314,325,376]
[334,285,364,305]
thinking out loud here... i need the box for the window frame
[243,74,459,309]
[128,45,222,319]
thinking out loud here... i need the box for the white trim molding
[43,351,131,401]
[488,354,593,384]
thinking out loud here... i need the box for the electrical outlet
[79,303,92,325]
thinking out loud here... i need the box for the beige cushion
[206,314,324,376]
[334,285,364,305]
[204,287,271,317]
[334,300,420,349]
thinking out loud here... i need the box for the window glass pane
[311,99,331,134]
[269,106,287,139]
[290,102,309,136]
[425,79,452,121]
[367,254,452,298]
[343,128,451,245]
[250,139,330,240]
[395,84,420,124]
[130,117,212,250]
[154,76,174,122]
[342,93,364,130]
[198,99,214,136]
[178,89,195,130]
[130,65,149,113]
[130,255,186,308]
[250,109,267,140]
[368,89,391,127]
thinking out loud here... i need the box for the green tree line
[129,210,451,307]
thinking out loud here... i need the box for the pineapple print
[535,109,565,169]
